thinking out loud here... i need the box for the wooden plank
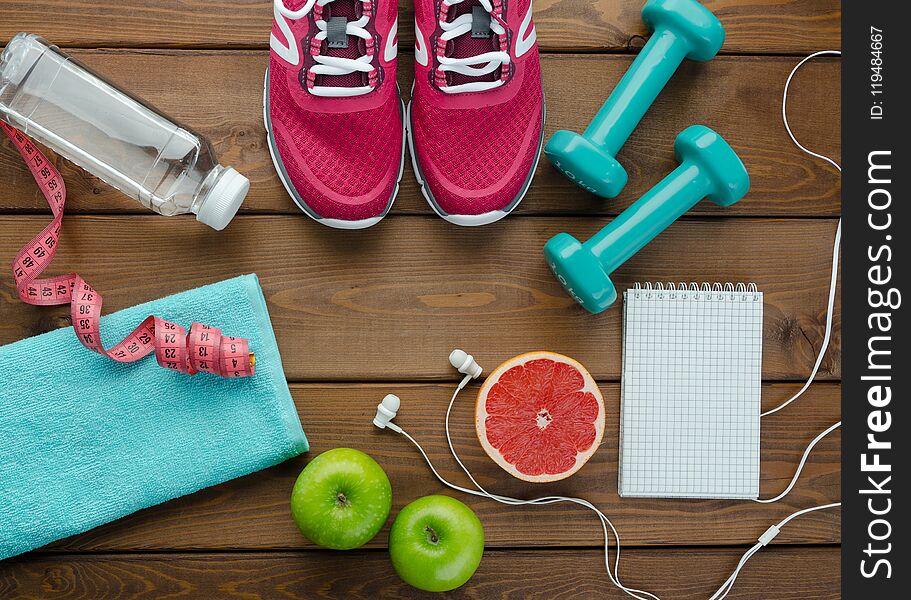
[0,215,841,381]
[0,0,840,54]
[0,547,840,599]
[37,382,839,552]
[0,51,840,217]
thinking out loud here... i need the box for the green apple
[290,448,392,550]
[389,495,484,592]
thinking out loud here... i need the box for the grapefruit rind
[475,351,605,483]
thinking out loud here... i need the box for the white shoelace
[437,0,511,94]
[275,0,376,97]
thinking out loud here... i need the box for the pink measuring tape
[3,122,255,378]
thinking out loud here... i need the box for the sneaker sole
[406,92,546,227]
[263,67,407,230]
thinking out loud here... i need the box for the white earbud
[449,349,482,379]
[373,394,401,431]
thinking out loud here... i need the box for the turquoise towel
[0,274,308,560]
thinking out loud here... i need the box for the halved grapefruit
[475,352,605,483]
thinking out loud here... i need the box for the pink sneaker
[266,0,405,229]
[409,0,545,226]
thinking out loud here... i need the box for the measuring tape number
[3,122,254,378]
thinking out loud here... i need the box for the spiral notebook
[619,283,763,499]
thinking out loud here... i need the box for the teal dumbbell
[544,125,749,313]
[545,0,725,198]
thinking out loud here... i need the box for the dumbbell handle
[585,28,690,156]
[587,162,711,274]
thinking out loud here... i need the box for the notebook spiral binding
[628,282,761,302]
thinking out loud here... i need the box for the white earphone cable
[761,50,842,418]
[708,502,841,600]
[384,50,844,599]
[754,420,841,503]
[393,379,840,600]
[710,50,842,595]
[395,380,661,600]
[750,50,843,506]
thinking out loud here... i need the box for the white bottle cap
[195,167,249,231]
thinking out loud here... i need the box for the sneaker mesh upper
[269,55,402,220]
[411,53,543,215]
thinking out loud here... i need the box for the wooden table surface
[0,1,841,598]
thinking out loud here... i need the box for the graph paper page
[619,285,763,499]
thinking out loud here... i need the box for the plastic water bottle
[0,33,249,230]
